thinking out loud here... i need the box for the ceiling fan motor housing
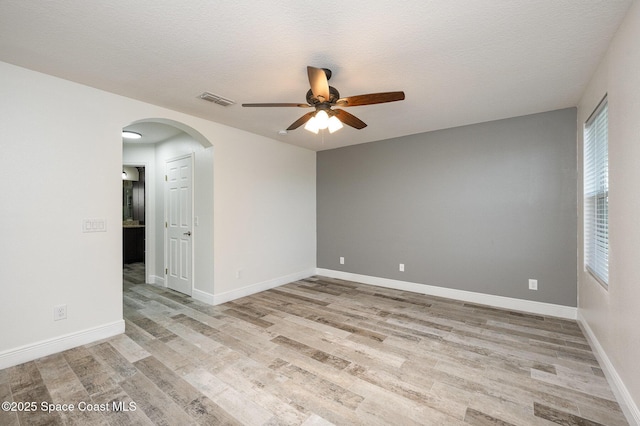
[306,86,341,106]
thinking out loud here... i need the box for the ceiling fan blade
[333,109,367,129]
[336,91,405,107]
[242,103,310,108]
[287,111,316,130]
[307,66,330,102]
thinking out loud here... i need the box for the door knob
[183,231,192,236]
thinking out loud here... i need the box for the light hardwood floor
[0,263,628,425]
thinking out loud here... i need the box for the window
[583,97,608,286]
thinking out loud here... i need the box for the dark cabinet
[123,226,145,264]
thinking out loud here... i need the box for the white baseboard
[316,269,577,320]
[212,268,316,305]
[578,312,640,426]
[149,275,165,286]
[0,320,125,370]
[192,288,215,305]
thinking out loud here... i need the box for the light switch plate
[82,218,107,233]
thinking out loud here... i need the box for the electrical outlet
[340,257,345,265]
[528,279,538,290]
[53,304,67,321]
[399,263,405,272]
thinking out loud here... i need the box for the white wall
[212,124,317,300]
[577,1,640,422]
[0,61,316,367]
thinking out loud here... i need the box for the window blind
[584,98,608,286]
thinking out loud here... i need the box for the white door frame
[164,153,194,295]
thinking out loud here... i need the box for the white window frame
[583,96,608,288]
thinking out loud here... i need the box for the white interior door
[165,155,193,295]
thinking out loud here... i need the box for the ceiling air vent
[198,92,235,107]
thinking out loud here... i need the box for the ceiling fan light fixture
[327,115,343,133]
[315,110,329,129]
[304,117,320,134]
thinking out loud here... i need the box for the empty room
[0,1,639,425]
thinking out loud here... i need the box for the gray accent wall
[317,108,577,306]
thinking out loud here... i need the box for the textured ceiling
[0,1,632,151]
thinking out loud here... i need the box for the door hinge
[165,268,168,275]
[165,222,167,228]
[165,175,167,181]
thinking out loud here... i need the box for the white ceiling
[0,1,632,151]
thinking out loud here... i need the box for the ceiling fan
[242,66,405,133]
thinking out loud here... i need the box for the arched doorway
[122,119,214,298]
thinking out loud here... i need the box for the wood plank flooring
[0,263,628,425]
